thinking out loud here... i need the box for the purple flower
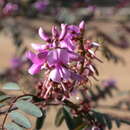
[10,57,22,68]
[33,0,49,12]
[27,22,86,81]
[102,79,117,87]
[26,21,102,100]
[47,48,82,82]
[38,21,85,51]
[3,3,18,15]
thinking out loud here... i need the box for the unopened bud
[39,27,50,42]
[79,21,85,31]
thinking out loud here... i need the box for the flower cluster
[27,21,101,100]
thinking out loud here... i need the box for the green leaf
[93,112,106,125]
[15,100,42,117]
[36,109,46,130]
[0,103,5,108]
[104,115,112,129]
[0,95,10,102]
[19,96,32,100]
[0,91,6,95]
[115,119,121,128]
[9,111,31,128]
[119,119,130,125]
[3,82,20,90]
[63,106,75,130]
[5,122,23,130]
[55,108,64,127]
[63,106,83,130]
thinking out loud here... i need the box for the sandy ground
[0,19,130,130]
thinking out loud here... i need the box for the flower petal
[39,27,50,42]
[26,51,36,63]
[60,67,71,80]
[47,49,58,67]
[31,43,48,51]
[28,64,42,75]
[79,20,85,31]
[49,68,61,82]
[71,71,84,81]
[58,49,69,64]
[59,24,67,40]
[68,51,83,61]
[68,25,79,33]
[60,38,75,51]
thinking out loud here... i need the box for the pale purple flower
[33,0,49,12]
[11,57,22,68]
[102,79,117,87]
[26,21,102,100]
[3,3,18,15]
[27,22,86,83]
[47,48,83,82]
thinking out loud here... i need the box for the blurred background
[0,0,130,130]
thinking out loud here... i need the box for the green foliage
[15,100,43,117]
[0,95,10,102]
[3,82,20,90]
[35,109,46,130]
[91,110,130,129]
[5,122,23,130]
[63,106,83,130]
[9,111,32,128]
[0,103,5,108]
[88,85,117,102]
[55,108,64,127]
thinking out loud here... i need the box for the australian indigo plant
[1,21,130,130]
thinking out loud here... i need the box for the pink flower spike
[79,21,85,31]
[59,24,67,40]
[39,27,50,42]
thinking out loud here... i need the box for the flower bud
[79,21,85,31]
[59,24,67,40]
[52,26,59,39]
[39,27,50,42]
